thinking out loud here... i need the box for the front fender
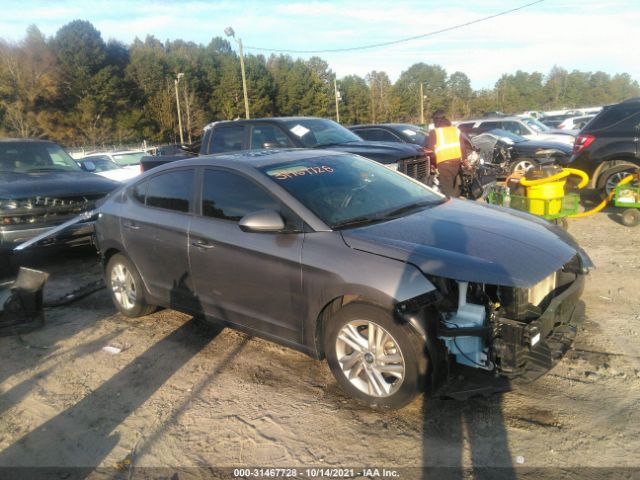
[301,232,436,352]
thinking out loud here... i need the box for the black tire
[324,302,428,410]
[621,208,640,227]
[598,163,639,196]
[105,253,156,317]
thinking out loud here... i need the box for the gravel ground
[0,207,639,479]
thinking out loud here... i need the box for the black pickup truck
[141,117,431,182]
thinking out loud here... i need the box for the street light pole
[334,78,341,123]
[175,73,184,144]
[225,27,250,119]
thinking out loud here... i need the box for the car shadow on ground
[0,315,225,471]
[393,214,517,478]
[421,395,516,479]
[0,271,238,480]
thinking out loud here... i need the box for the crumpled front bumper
[0,268,49,336]
[494,273,585,382]
[435,274,586,400]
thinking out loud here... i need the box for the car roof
[204,117,329,130]
[154,148,352,170]
[350,123,422,130]
[0,138,57,144]
[459,116,526,123]
[85,150,145,156]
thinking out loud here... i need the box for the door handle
[191,239,215,250]
[123,221,140,230]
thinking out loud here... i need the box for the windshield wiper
[315,142,346,148]
[381,200,442,218]
[333,200,439,230]
[27,167,66,172]
[332,214,388,230]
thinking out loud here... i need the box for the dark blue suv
[570,98,640,194]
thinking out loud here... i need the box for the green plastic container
[486,187,580,220]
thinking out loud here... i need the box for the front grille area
[398,156,430,183]
[0,195,101,227]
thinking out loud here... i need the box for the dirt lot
[1,207,639,479]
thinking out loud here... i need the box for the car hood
[0,171,120,199]
[340,199,592,288]
[529,133,575,144]
[514,139,573,155]
[316,141,422,164]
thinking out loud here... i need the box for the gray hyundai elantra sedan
[95,149,591,409]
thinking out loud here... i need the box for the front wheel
[106,253,156,317]
[324,302,428,409]
[511,158,537,174]
[621,209,640,227]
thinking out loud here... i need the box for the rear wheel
[598,164,639,196]
[106,254,156,317]
[324,302,428,409]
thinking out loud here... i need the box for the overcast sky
[1,0,638,88]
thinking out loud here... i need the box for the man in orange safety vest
[427,109,467,197]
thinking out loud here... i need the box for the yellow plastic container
[526,180,566,215]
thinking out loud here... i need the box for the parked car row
[0,139,120,268]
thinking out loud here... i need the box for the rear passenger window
[137,170,194,212]
[210,126,246,153]
[589,108,640,132]
[250,125,292,149]
[502,121,529,136]
[479,121,502,132]
[355,128,400,142]
[201,170,279,221]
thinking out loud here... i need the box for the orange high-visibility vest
[434,126,462,164]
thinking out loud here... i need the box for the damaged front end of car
[397,254,588,399]
[0,267,49,336]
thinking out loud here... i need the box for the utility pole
[238,38,250,119]
[420,82,425,125]
[183,78,192,144]
[175,73,184,144]
[334,78,341,123]
[225,27,250,119]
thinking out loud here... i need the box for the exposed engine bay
[421,255,585,384]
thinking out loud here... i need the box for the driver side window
[201,169,301,230]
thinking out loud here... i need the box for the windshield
[520,116,551,133]
[0,142,81,173]
[283,118,362,148]
[260,154,444,229]
[111,151,146,166]
[394,124,428,145]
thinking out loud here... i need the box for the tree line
[1,20,638,147]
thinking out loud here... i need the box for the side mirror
[82,161,96,172]
[238,209,285,233]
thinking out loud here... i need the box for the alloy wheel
[605,170,636,196]
[513,160,534,173]
[110,263,136,310]
[335,320,405,397]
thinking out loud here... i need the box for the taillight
[573,134,595,155]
